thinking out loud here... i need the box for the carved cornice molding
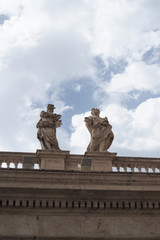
[0,169,160,191]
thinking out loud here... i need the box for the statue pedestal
[36,150,70,170]
[81,152,117,172]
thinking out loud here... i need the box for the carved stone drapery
[36,104,62,150]
[85,108,114,152]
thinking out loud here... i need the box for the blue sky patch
[142,47,160,64]
[0,14,9,24]
[61,78,97,131]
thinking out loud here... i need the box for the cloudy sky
[0,0,160,157]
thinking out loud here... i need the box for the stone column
[81,152,117,172]
[36,150,70,170]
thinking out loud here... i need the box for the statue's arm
[36,111,47,128]
[55,114,61,119]
[53,114,62,127]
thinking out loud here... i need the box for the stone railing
[0,151,160,173]
[0,152,39,169]
[112,156,160,173]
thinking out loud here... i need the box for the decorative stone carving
[84,108,114,152]
[36,104,62,150]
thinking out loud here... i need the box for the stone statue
[84,108,114,152]
[36,104,62,150]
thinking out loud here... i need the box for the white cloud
[69,98,160,157]
[0,0,160,158]
[0,0,95,152]
[70,112,90,153]
[106,61,160,95]
[88,0,160,62]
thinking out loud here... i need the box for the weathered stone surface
[1,168,160,239]
[37,150,70,170]
[1,213,160,239]
[1,150,160,173]
[22,155,34,169]
[85,108,114,152]
[83,151,117,172]
[0,151,160,239]
[80,158,92,171]
[36,150,116,171]
[1,168,160,191]
[36,104,62,150]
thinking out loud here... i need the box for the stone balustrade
[0,152,40,169]
[0,151,160,173]
[112,156,160,173]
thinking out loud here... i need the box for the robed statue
[36,104,62,150]
[84,108,114,152]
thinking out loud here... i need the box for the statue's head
[47,104,55,113]
[91,108,100,117]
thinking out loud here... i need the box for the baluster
[6,161,10,169]
[0,160,3,168]
[138,166,142,173]
[117,165,120,172]
[14,161,19,169]
[123,166,127,172]
[145,167,148,173]
[131,166,134,172]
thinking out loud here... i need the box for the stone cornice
[0,169,160,191]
